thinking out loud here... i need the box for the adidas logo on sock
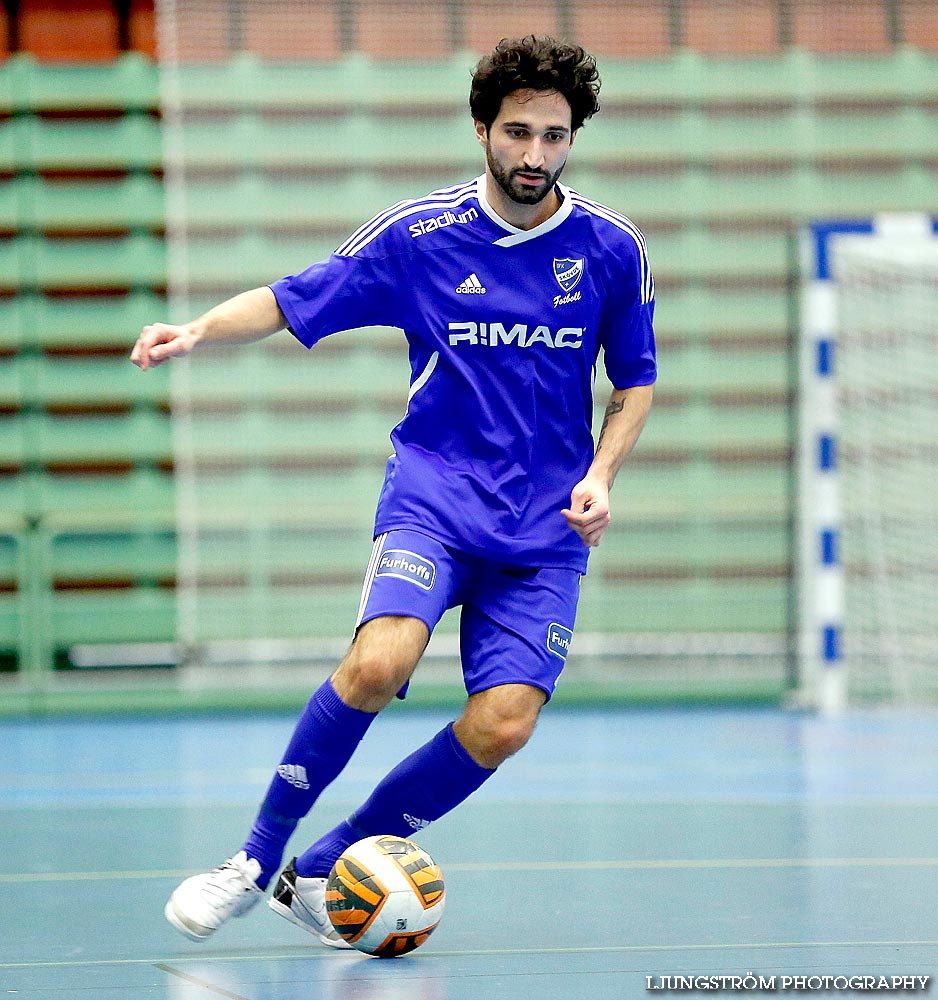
[403,812,430,831]
[277,764,310,789]
[455,273,486,294]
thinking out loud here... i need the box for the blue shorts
[356,529,581,701]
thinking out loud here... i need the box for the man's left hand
[562,475,612,547]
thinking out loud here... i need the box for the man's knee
[332,616,428,712]
[483,715,537,763]
[453,684,546,769]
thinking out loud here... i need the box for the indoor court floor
[2,704,937,998]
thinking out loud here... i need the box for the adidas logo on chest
[455,273,486,294]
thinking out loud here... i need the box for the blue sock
[294,722,494,877]
[242,678,376,887]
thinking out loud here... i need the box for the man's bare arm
[562,383,654,547]
[130,286,287,371]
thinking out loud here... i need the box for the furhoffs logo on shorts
[376,549,436,590]
[547,622,574,659]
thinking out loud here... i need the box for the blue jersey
[270,175,656,572]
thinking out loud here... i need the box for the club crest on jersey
[553,257,585,292]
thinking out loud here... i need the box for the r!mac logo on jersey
[447,322,583,349]
[376,550,436,590]
[547,623,573,659]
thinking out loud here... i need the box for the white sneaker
[268,859,351,949]
[164,851,264,941]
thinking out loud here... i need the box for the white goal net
[833,236,938,704]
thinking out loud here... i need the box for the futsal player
[131,35,656,947]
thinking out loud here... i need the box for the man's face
[476,89,575,207]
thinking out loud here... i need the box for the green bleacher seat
[0,235,25,290]
[806,47,938,103]
[576,577,788,633]
[0,178,19,231]
[22,175,165,233]
[50,529,176,583]
[48,588,176,646]
[0,529,19,588]
[597,49,938,110]
[681,53,803,107]
[639,404,789,452]
[187,584,364,642]
[23,291,167,349]
[698,109,804,165]
[6,53,159,114]
[186,407,394,464]
[571,167,801,223]
[608,461,790,520]
[594,519,789,571]
[597,52,705,109]
[0,413,26,469]
[656,344,790,393]
[0,121,18,177]
[32,409,171,467]
[576,110,691,165]
[256,112,474,171]
[29,354,169,409]
[337,54,473,109]
[696,170,800,221]
[184,232,325,288]
[655,287,790,340]
[0,298,26,353]
[0,473,27,518]
[808,108,927,161]
[648,227,790,282]
[177,111,475,173]
[194,523,372,578]
[185,342,408,407]
[572,159,932,227]
[0,354,24,407]
[175,114,254,169]
[23,115,162,174]
[174,52,470,113]
[901,107,938,160]
[181,172,460,233]
[31,233,166,290]
[188,468,384,530]
[801,165,930,219]
[0,59,17,117]
[0,528,22,667]
[35,467,175,525]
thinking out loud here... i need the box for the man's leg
[291,682,546,878]
[241,615,429,885]
[164,615,428,941]
[273,563,578,945]
[288,563,579,882]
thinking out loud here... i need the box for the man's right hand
[130,322,198,371]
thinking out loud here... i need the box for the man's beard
[486,142,566,206]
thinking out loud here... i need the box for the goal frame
[797,213,938,713]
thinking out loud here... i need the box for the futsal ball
[325,835,445,957]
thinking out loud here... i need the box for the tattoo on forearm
[596,399,625,450]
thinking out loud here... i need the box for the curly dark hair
[470,36,601,132]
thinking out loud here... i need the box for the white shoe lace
[199,855,260,918]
